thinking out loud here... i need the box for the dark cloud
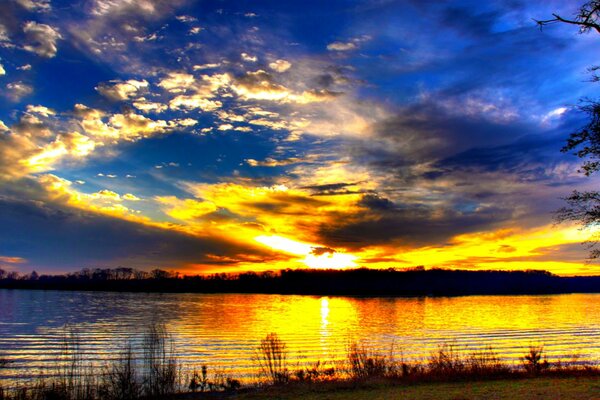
[359,194,396,210]
[317,200,513,250]
[301,182,369,196]
[310,246,335,256]
[0,193,274,271]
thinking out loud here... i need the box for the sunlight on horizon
[255,234,358,269]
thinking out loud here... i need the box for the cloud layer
[0,0,599,275]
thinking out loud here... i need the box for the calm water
[1,290,600,382]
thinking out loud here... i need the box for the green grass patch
[231,377,600,400]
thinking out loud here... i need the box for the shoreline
[4,285,600,298]
[187,376,600,400]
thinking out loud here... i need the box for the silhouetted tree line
[1,267,600,296]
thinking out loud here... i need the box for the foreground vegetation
[232,377,600,400]
[2,327,600,400]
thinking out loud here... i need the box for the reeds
[2,329,600,399]
[0,323,185,400]
[256,333,290,385]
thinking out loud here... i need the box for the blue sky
[1,0,600,275]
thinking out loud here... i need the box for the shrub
[523,345,549,374]
[346,342,389,380]
[256,333,289,385]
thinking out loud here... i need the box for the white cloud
[541,107,568,124]
[90,0,171,17]
[193,63,221,70]
[0,64,5,76]
[169,95,222,111]
[0,24,10,43]
[241,52,257,62]
[218,124,233,131]
[23,21,61,58]
[269,59,292,73]
[157,72,195,93]
[123,193,141,201]
[176,15,197,23]
[96,79,149,101]
[15,0,51,11]
[326,41,357,51]
[132,97,168,113]
[26,105,56,117]
[5,81,33,101]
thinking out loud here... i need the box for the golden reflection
[163,292,600,377]
[320,297,330,333]
[4,292,600,384]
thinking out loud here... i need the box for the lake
[1,290,600,383]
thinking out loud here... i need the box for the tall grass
[346,342,390,379]
[141,324,178,397]
[0,323,185,400]
[256,333,289,385]
[100,345,141,400]
[2,329,600,399]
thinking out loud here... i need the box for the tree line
[1,266,600,296]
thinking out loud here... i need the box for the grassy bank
[1,328,600,399]
[227,377,600,400]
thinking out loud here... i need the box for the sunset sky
[1,0,600,275]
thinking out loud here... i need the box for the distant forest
[1,267,600,296]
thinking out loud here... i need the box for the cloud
[326,41,357,51]
[0,103,200,180]
[22,21,61,58]
[91,189,121,201]
[123,193,140,201]
[0,114,95,180]
[14,0,51,12]
[0,255,26,264]
[269,59,292,73]
[0,189,276,271]
[157,72,195,93]
[5,81,33,101]
[89,0,183,17]
[193,63,221,70]
[231,70,338,103]
[26,105,55,117]
[96,79,149,101]
[156,196,217,220]
[169,95,222,111]
[182,181,364,245]
[246,157,303,167]
[76,104,196,141]
[166,73,231,111]
[0,63,5,75]
[132,97,168,113]
[241,52,257,62]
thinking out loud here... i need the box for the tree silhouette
[537,2,600,258]
[535,1,600,34]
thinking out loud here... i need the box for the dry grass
[2,330,600,399]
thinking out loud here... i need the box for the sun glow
[255,235,357,269]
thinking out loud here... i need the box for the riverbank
[210,377,600,400]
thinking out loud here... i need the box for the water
[1,290,600,383]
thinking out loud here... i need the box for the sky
[1,0,600,276]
